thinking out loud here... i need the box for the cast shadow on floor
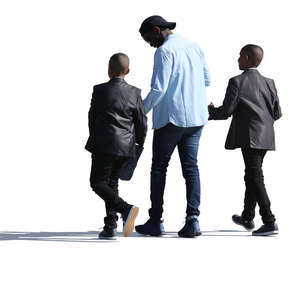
[0,231,117,243]
[128,230,274,238]
[0,229,277,242]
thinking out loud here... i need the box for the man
[208,44,281,236]
[85,53,147,239]
[135,16,211,237]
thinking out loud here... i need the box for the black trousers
[241,148,276,224]
[90,152,130,229]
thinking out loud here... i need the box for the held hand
[208,102,214,120]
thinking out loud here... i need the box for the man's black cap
[139,15,176,35]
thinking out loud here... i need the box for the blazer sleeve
[133,89,148,146]
[270,80,282,120]
[208,78,240,120]
[88,86,96,136]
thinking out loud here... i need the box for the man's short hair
[241,44,264,66]
[109,53,129,75]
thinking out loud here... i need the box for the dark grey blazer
[208,69,282,150]
[85,78,147,157]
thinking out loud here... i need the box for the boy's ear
[108,67,113,78]
[125,68,130,75]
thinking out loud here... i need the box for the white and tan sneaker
[123,206,139,237]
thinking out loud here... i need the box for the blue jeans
[149,123,203,221]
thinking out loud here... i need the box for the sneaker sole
[178,232,202,238]
[135,225,165,236]
[252,230,279,236]
[123,206,139,237]
[98,236,117,240]
[135,230,163,236]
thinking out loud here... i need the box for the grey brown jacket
[85,78,147,157]
[209,69,282,150]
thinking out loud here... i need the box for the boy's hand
[208,102,214,120]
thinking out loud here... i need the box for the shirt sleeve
[143,48,173,113]
[203,58,211,87]
[201,51,211,87]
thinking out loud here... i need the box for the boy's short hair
[241,44,264,67]
[109,53,129,75]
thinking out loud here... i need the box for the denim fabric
[149,123,203,221]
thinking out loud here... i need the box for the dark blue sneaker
[135,219,165,236]
[178,217,201,238]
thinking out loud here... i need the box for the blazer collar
[109,77,125,83]
[243,68,260,74]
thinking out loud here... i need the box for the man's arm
[143,48,172,114]
[203,54,211,87]
[133,90,148,146]
[208,78,240,120]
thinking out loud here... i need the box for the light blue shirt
[143,33,211,129]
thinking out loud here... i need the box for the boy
[85,53,147,239]
[208,44,282,236]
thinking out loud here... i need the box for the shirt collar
[165,32,179,42]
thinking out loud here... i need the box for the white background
[1,0,299,299]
